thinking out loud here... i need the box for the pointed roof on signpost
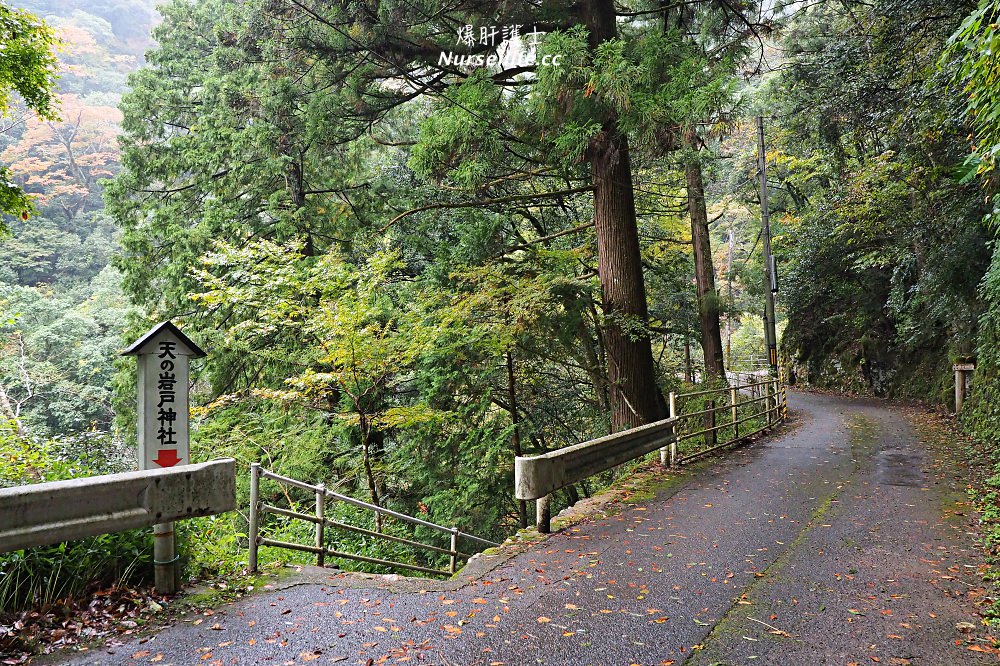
[120,321,207,358]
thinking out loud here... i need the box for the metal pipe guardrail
[515,375,787,533]
[0,459,236,554]
[248,464,499,577]
[669,377,783,466]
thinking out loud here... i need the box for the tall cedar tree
[268,0,762,429]
[668,3,726,379]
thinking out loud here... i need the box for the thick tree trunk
[589,127,664,430]
[685,128,726,379]
[585,0,665,431]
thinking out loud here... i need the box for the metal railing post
[659,427,669,465]
[669,392,678,467]
[704,399,716,447]
[248,462,260,573]
[153,521,177,594]
[316,484,325,567]
[730,387,739,441]
[536,495,551,534]
[449,528,459,574]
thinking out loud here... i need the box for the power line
[735,228,763,276]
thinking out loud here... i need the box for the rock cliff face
[787,336,955,404]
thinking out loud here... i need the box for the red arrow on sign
[153,449,182,467]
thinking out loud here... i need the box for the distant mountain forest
[0,1,157,451]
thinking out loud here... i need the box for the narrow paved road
[61,391,995,665]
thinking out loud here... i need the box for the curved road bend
[61,391,995,665]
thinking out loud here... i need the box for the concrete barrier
[0,458,236,554]
[514,417,676,531]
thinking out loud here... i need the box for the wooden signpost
[954,362,975,413]
[122,321,206,593]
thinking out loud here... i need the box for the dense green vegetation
[0,3,58,221]
[768,0,1000,440]
[950,0,1000,446]
[768,0,987,399]
[9,0,1000,630]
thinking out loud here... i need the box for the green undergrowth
[962,444,1000,624]
[0,421,154,614]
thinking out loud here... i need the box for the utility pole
[756,116,778,376]
[726,225,735,370]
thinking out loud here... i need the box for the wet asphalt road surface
[58,391,995,665]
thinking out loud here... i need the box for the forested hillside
[0,0,158,452]
[0,1,165,644]
[765,0,989,403]
[8,0,1000,648]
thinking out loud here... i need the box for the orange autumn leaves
[2,95,120,204]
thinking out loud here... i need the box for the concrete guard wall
[514,419,676,501]
[0,458,236,553]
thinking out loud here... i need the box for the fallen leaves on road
[968,644,1000,654]
[0,584,170,664]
